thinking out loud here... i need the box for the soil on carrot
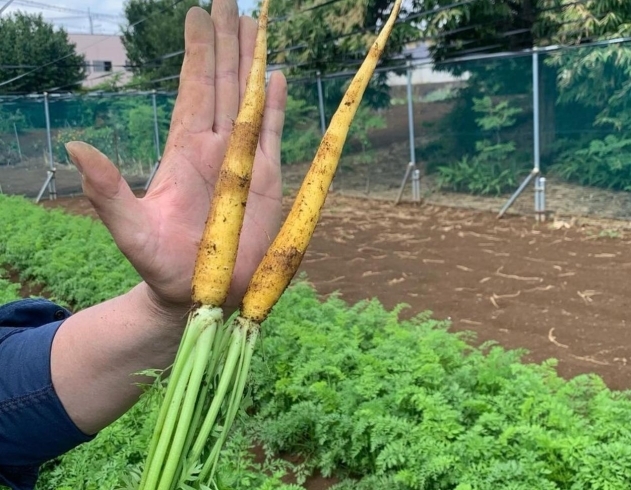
[40,191,631,489]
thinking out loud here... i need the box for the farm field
[42,192,631,391]
[4,192,631,489]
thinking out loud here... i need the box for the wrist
[136,282,192,333]
[51,283,192,434]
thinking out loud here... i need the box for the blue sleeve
[0,299,95,490]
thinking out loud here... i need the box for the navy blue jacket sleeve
[0,299,95,490]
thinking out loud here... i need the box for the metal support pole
[497,50,541,218]
[534,175,541,218]
[395,62,420,205]
[395,161,414,205]
[13,122,22,162]
[316,72,326,136]
[535,176,547,223]
[540,177,547,220]
[406,61,416,168]
[412,168,421,203]
[152,90,161,161]
[532,50,541,174]
[497,170,536,219]
[145,90,162,191]
[41,92,56,201]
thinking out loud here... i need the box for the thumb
[65,141,146,256]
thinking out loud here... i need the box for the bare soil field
[42,193,631,393]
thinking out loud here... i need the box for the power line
[70,0,584,90]
[11,0,122,19]
[0,0,16,15]
[268,0,592,68]
[5,0,601,94]
[0,0,187,91]
[269,0,348,23]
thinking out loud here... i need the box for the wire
[0,0,186,90]
[269,0,594,71]
[112,0,369,70]
[269,0,348,23]
[11,0,122,18]
[3,0,607,94]
[0,0,16,15]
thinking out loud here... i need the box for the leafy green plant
[280,96,321,165]
[52,96,170,173]
[0,195,139,309]
[249,283,631,489]
[344,106,386,165]
[437,96,527,196]
[3,195,631,490]
[0,107,25,165]
[551,134,631,190]
[54,126,117,164]
[0,272,20,303]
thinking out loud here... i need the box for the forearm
[51,282,189,435]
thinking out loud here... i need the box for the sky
[3,0,258,34]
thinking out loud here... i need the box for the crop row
[2,195,631,489]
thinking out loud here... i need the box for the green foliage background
[0,12,85,95]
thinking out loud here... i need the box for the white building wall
[68,34,131,88]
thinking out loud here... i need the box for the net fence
[2,39,630,220]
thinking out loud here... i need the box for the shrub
[551,134,631,191]
[437,96,528,196]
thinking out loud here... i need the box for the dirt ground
[33,192,631,490]
[41,193,631,392]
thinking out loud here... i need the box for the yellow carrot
[241,0,403,323]
[191,0,270,307]
[139,2,270,488]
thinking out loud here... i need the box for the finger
[167,7,216,139]
[256,71,288,179]
[238,16,257,103]
[211,0,241,134]
[65,141,147,258]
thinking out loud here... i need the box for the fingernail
[65,142,83,174]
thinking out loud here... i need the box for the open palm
[66,1,287,311]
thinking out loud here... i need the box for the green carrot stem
[180,318,237,462]
[141,348,196,489]
[184,326,244,472]
[200,318,259,483]
[157,318,218,490]
[140,307,221,489]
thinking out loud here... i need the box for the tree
[266,0,416,110]
[0,12,85,94]
[538,0,631,130]
[122,0,204,90]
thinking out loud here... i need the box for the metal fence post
[316,71,326,136]
[36,92,57,202]
[13,122,22,163]
[497,49,541,218]
[532,50,541,175]
[144,90,162,191]
[395,61,419,204]
[152,89,161,161]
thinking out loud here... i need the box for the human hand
[65,1,287,319]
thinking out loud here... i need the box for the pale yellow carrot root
[192,0,270,307]
[241,0,403,323]
[139,2,271,488]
